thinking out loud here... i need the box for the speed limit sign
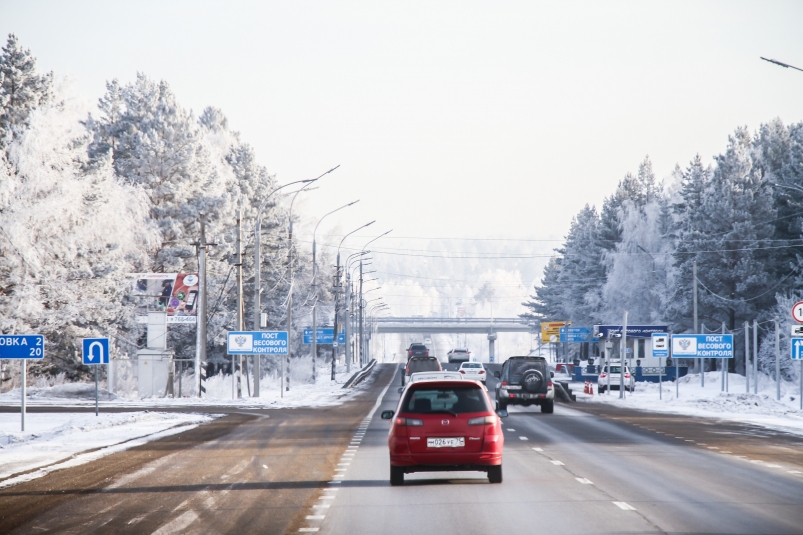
[793,302,803,323]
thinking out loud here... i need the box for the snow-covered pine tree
[0,34,52,149]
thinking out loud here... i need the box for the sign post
[790,337,803,410]
[0,335,45,431]
[83,338,109,417]
[652,333,669,400]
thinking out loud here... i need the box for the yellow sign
[541,321,570,343]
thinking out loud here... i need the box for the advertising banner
[541,321,569,343]
[133,273,198,323]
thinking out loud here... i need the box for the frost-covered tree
[0,34,52,148]
[0,81,156,378]
[756,294,801,382]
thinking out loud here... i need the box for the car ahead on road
[382,379,507,485]
[410,371,463,383]
[493,356,554,413]
[447,348,471,363]
[597,363,635,393]
[402,356,442,385]
[407,343,429,358]
[458,362,486,383]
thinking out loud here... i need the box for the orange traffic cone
[588,383,594,395]
[583,381,589,394]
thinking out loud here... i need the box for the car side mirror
[397,387,404,394]
[496,409,508,418]
[493,371,501,379]
[381,410,394,420]
[550,371,554,378]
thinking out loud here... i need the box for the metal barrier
[343,359,377,389]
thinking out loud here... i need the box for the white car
[458,362,487,383]
[597,363,635,393]
[409,371,463,383]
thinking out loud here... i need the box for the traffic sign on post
[82,338,109,365]
[791,339,803,360]
[227,331,289,355]
[0,335,44,359]
[672,334,734,358]
[651,333,669,358]
[560,327,593,343]
[793,301,803,323]
[303,328,345,345]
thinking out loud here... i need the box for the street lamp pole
[332,221,376,380]
[252,176,325,396]
[311,200,358,382]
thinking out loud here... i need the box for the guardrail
[342,359,377,389]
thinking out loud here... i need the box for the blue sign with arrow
[82,338,109,365]
[792,338,803,360]
[303,328,345,345]
[559,327,593,343]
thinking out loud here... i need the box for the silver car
[597,363,635,393]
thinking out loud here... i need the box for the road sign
[302,328,345,345]
[672,334,733,358]
[792,325,803,338]
[560,327,593,343]
[651,333,669,358]
[82,338,109,365]
[0,335,44,359]
[541,321,569,343]
[596,325,670,339]
[792,339,803,360]
[227,331,288,355]
[793,302,803,323]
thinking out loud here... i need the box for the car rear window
[408,358,440,374]
[509,360,546,377]
[410,344,427,350]
[604,366,628,374]
[462,363,481,368]
[402,386,489,414]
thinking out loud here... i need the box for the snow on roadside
[0,361,368,409]
[577,371,803,436]
[0,411,216,488]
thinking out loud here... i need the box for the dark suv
[407,343,429,358]
[402,356,441,385]
[494,356,554,413]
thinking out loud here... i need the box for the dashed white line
[519,436,529,441]
[319,495,336,500]
[506,428,516,431]
[613,501,636,511]
[306,515,326,520]
[299,528,320,533]
[551,460,564,466]
[312,504,331,509]
[575,478,593,484]
[532,447,543,452]
[789,470,802,474]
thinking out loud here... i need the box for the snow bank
[0,411,215,488]
[578,371,803,436]
[0,360,367,409]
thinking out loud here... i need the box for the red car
[381,379,507,486]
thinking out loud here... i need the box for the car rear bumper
[390,452,502,469]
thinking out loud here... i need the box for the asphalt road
[3,363,803,534]
[306,365,803,535]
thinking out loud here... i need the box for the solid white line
[613,501,636,511]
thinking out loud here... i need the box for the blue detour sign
[672,334,733,358]
[82,338,110,365]
[302,328,345,345]
[227,331,288,355]
[0,335,44,359]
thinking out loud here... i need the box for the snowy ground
[0,361,367,409]
[0,411,216,489]
[577,371,803,436]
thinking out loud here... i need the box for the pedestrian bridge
[374,317,537,335]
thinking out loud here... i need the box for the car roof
[507,356,546,361]
[409,356,437,360]
[410,372,462,382]
[459,361,483,366]
[405,379,483,389]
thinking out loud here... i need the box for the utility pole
[312,239,317,384]
[235,209,243,398]
[694,261,702,387]
[345,271,351,373]
[753,319,758,395]
[775,317,780,401]
[331,255,341,380]
[285,219,294,395]
[195,213,208,398]
[620,311,628,399]
[744,321,750,395]
[359,260,364,367]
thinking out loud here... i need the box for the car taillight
[459,370,465,374]
[501,381,507,386]
[547,382,553,388]
[625,374,630,379]
[600,373,606,378]
[425,350,429,355]
[394,417,423,426]
[479,370,485,374]
[468,416,497,425]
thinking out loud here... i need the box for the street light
[761,57,803,72]
[311,200,359,382]
[332,220,376,380]
[252,168,338,396]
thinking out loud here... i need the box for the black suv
[401,356,441,385]
[407,343,429,358]
[494,356,554,413]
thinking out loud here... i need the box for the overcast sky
[2,1,803,246]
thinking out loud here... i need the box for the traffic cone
[589,383,594,395]
[583,381,589,394]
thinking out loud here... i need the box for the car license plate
[427,437,465,448]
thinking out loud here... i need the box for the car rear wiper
[425,409,458,417]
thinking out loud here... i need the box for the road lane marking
[685,440,694,442]
[613,502,636,510]
[708,447,719,449]
[519,436,529,441]
[766,464,782,468]
[334,469,347,472]
[298,529,320,533]
[789,470,802,474]
[320,495,336,500]
[506,428,516,431]
[328,481,342,484]
[720,451,732,454]
[323,488,339,492]
[312,504,331,508]
[151,510,199,535]
[532,447,543,452]
[306,515,326,520]
[551,460,564,465]
[576,478,593,484]
[337,462,350,466]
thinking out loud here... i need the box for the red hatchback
[381,379,507,485]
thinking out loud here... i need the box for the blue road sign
[227,331,288,355]
[82,338,109,365]
[792,338,803,360]
[672,334,733,358]
[302,328,346,345]
[0,335,44,359]
[559,327,593,343]
[596,325,670,339]
[651,333,669,358]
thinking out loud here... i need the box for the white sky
[2,0,803,245]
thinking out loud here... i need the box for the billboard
[133,273,199,324]
[541,321,569,343]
